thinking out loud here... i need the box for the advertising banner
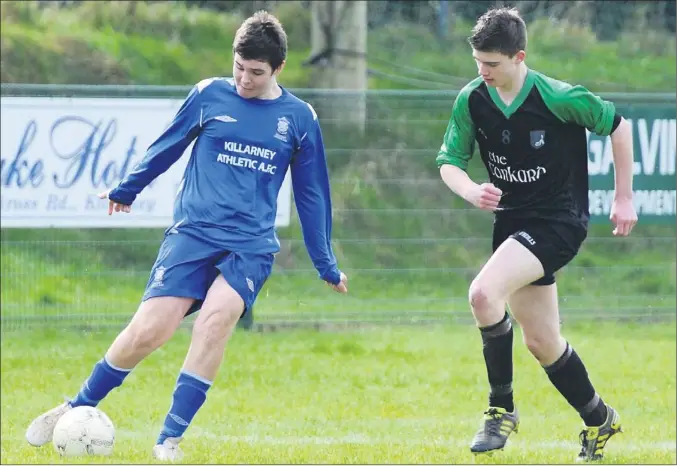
[588,105,675,224]
[0,97,292,228]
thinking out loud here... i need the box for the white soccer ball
[52,406,115,457]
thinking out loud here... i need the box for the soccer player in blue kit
[26,11,348,461]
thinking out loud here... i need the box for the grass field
[2,1,675,92]
[1,322,675,464]
[0,3,675,464]
[1,226,675,330]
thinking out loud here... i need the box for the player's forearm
[305,237,340,284]
[295,200,341,284]
[306,245,340,284]
[109,156,172,205]
[110,137,191,204]
[290,140,342,284]
[610,118,634,200]
[291,172,341,284]
[439,163,479,202]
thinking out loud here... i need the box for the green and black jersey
[437,69,617,227]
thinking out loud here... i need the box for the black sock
[544,343,609,426]
[479,311,514,412]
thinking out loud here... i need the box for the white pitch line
[113,430,674,453]
[7,431,674,454]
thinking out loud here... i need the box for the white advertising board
[0,97,292,228]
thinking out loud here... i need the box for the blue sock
[157,371,212,445]
[70,356,131,408]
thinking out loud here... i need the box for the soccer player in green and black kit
[437,7,638,462]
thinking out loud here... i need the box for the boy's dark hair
[233,10,287,71]
[468,7,527,57]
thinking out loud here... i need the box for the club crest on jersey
[275,116,289,142]
[151,266,165,288]
[530,130,546,149]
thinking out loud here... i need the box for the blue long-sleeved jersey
[109,77,341,285]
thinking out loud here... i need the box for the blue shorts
[142,232,274,316]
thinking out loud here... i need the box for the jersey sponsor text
[487,151,547,184]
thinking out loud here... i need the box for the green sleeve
[436,84,476,170]
[534,72,616,136]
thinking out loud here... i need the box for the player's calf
[154,275,242,453]
[543,345,610,427]
[184,301,242,380]
[156,371,212,447]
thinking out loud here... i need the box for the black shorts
[492,217,587,286]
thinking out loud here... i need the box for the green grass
[0,2,674,324]
[1,1,675,91]
[1,229,675,329]
[1,323,675,464]
[0,7,674,461]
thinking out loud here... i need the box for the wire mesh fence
[1,87,675,331]
[1,233,675,331]
[2,1,675,91]
[1,1,675,331]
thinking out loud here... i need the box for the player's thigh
[485,217,587,292]
[512,219,587,286]
[214,251,275,316]
[508,283,560,341]
[472,224,545,301]
[142,232,225,315]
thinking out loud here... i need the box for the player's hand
[467,183,502,211]
[98,190,132,215]
[327,272,348,294]
[610,196,637,236]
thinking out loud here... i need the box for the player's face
[233,54,282,98]
[472,49,525,88]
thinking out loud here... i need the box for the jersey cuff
[611,113,622,134]
[321,268,341,285]
[108,186,137,206]
[436,154,468,171]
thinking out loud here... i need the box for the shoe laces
[483,408,504,436]
[579,429,589,449]
[166,437,183,448]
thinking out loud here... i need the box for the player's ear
[273,61,286,77]
[514,50,526,64]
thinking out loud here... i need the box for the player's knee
[192,304,241,348]
[468,281,494,312]
[127,318,171,353]
[522,331,559,363]
[523,332,545,360]
[126,299,184,352]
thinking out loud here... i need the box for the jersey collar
[487,68,536,119]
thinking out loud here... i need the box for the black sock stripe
[480,312,512,338]
[543,343,573,374]
[490,383,513,396]
[580,393,601,416]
